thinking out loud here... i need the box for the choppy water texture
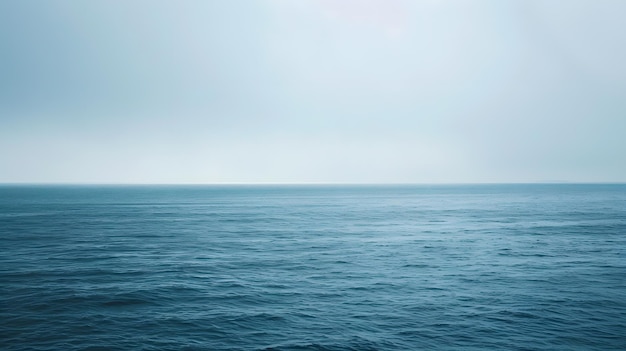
[1,184,626,350]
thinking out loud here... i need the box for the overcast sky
[1,0,625,183]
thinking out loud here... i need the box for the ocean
[1,184,625,350]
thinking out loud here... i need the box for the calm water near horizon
[1,184,625,350]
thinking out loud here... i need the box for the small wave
[101,298,150,307]
[260,343,336,351]
[402,264,431,268]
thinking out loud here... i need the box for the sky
[1,0,625,184]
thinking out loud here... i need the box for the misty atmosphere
[1,1,625,350]
[1,0,625,183]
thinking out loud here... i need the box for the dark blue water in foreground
[1,184,626,350]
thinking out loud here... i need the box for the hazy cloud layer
[1,0,625,183]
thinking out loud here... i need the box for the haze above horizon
[1,0,625,184]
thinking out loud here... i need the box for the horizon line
[1,181,625,186]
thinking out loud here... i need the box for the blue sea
[1,184,625,350]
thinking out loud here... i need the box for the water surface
[1,184,625,350]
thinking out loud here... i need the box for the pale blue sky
[1,0,625,183]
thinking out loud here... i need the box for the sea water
[1,184,625,350]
